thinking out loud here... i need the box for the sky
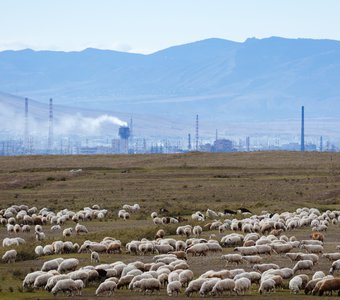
[1,0,340,53]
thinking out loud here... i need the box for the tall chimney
[301,106,305,152]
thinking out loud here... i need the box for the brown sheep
[311,232,324,242]
[169,251,187,260]
[318,278,340,296]
[243,240,256,247]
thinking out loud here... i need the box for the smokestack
[320,136,323,152]
[195,115,199,151]
[215,129,218,142]
[301,106,305,152]
[188,133,192,150]
[24,97,29,152]
[48,98,53,153]
[246,136,250,152]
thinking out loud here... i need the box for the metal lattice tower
[48,98,53,153]
[301,106,305,152]
[195,114,199,151]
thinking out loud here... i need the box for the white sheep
[259,278,276,294]
[199,278,220,296]
[57,258,79,273]
[167,280,182,296]
[95,281,117,296]
[329,259,340,275]
[2,249,17,263]
[292,260,313,274]
[35,245,44,256]
[51,278,78,296]
[234,277,251,295]
[289,275,303,294]
[312,271,325,280]
[221,254,243,265]
[23,271,45,288]
[179,269,193,287]
[75,223,88,234]
[63,227,73,238]
[211,278,235,296]
[133,278,161,294]
[45,274,70,291]
[42,258,64,272]
[91,250,100,263]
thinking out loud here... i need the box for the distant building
[213,139,234,152]
[200,143,213,152]
[281,143,300,151]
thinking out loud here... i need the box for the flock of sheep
[2,203,340,297]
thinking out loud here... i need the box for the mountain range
[0,37,340,140]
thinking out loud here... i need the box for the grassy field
[0,151,339,299]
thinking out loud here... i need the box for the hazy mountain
[1,36,340,124]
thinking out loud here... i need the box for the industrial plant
[0,97,338,156]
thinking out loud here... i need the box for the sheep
[178,269,193,287]
[75,223,88,234]
[234,246,258,256]
[95,281,117,296]
[91,250,100,263]
[63,228,73,238]
[57,258,79,273]
[221,254,243,265]
[51,278,78,296]
[329,259,340,275]
[304,278,323,295]
[301,244,323,254]
[311,232,324,242]
[42,258,64,272]
[35,231,46,241]
[133,278,161,294]
[185,278,207,296]
[167,280,181,296]
[312,271,325,280]
[74,279,84,295]
[199,278,220,296]
[211,278,235,296]
[186,243,209,256]
[292,260,314,274]
[175,240,186,251]
[289,276,303,294]
[271,243,293,254]
[234,277,251,295]
[259,278,276,294]
[155,229,165,239]
[318,278,340,296]
[169,251,187,260]
[35,245,44,256]
[23,271,45,288]
[117,275,135,289]
[2,249,17,263]
[32,272,54,290]
[253,263,279,273]
[322,252,340,261]
[296,253,319,265]
[129,274,154,290]
[242,255,262,264]
[234,272,261,284]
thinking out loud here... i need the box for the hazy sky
[1,0,340,53]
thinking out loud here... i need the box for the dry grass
[0,152,339,299]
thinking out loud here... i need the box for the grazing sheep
[211,278,235,296]
[2,249,17,263]
[185,279,207,296]
[63,228,73,238]
[318,278,340,296]
[221,254,243,265]
[259,279,276,294]
[42,258,64,272]
[289,276,303,294]
[312,271,325,280]
[304,278,323,295]
[199,278,220,296]
[292,260,314,274]
[51,279,78,296]
[75,223,88,234]
[167,280,181,296]
[133,278,161,294]
[234,277,251,295]
[301,244,323,254]
[253,263,279,273]
[186,243,209,256]
[329,259,340,275]
[95,281,117,296]
[323,252,340,261]
[242,255,262,264]
[311,232,324,242]
[155,229,165,239]
[57,258,79,273]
